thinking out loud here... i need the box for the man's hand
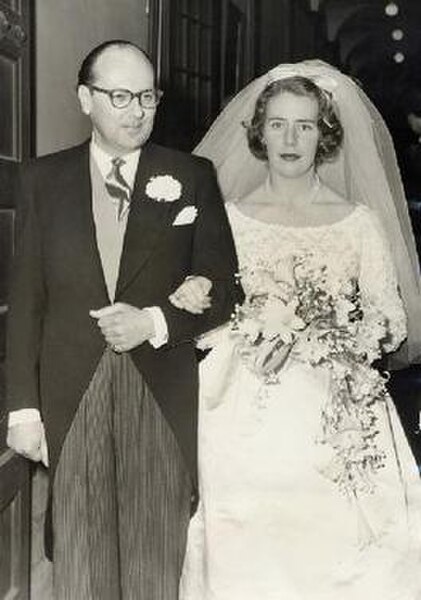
[7,420,49,465]
[169,276,212,314]
[90,302,155,352]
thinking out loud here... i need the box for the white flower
[335,298,356,326]
[240,318,261,341]
[145,175,182,202]
[261,298,305,341]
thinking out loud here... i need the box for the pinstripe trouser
[53,349,192,600]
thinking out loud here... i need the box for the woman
[174,62,421,599]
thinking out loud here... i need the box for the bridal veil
[194,60,421,366]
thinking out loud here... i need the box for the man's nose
[130,96,145,118]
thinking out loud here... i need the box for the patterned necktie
[105,157,132,220]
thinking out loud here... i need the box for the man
[6,40,241,599]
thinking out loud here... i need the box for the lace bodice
[227,202,407,353]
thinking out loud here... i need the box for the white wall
[35,0,150,155]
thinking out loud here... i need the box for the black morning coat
[6,140,244,556]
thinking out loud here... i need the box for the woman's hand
[169,276,213,314]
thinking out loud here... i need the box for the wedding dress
[180,202,421,600]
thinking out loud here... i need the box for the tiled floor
[31,466,53,599]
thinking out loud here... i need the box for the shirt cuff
[145,306,169,348]
[8,408,42,426]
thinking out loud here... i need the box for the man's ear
[78,85,92,116]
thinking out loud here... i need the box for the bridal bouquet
[231,252,391,498]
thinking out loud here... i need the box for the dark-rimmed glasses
[89,85,163,109]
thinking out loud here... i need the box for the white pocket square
[172,205,198,226]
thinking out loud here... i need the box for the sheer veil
[194,60,421,367]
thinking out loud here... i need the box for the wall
[257,0,322,74]
[258,0,292,73]
[35,0,149,156]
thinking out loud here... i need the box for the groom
[6,40,241,598]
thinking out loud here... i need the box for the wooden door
[0,4,31,597]
[0,441,31,600]
[0,0,31,161]
[150,0,223,149]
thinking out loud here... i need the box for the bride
[172,61,421,599]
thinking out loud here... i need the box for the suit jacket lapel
[70,142,111,305]
[115,144,177,298]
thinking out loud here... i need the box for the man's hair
[77,40,153,87]
[245,76,343,167]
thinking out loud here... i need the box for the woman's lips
[279,153,301,161]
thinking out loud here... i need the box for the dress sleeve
[358,207,407,353]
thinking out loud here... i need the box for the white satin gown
[180,203,421,600]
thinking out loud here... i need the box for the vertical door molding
[220,0,255,106]
[0,0,31,161]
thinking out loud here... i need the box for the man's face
[78,47,157,156]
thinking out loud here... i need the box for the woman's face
[262,91,320,179]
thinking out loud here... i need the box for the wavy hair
[246,76,343,167]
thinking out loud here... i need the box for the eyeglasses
[89,85,163,109]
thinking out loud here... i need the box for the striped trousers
[53,349,192,600]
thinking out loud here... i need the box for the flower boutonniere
[145,175,182,202]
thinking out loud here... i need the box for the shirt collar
[90,138,141,190]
